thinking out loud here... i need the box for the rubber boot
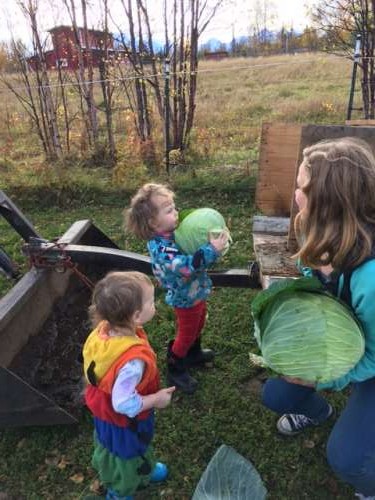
[167,341,198,394]
[150,462,168,482]
[106,489,133,500]
[185,337,215,368]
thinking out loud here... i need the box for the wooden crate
[252,216,298,288]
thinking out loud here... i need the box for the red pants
[172,301,207,358]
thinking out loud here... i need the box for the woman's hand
[283,376,315,388]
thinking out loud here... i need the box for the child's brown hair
[89,271,153,329]
[124,183,174,240]
[294,136,375,270]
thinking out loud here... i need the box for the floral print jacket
[147,233,220,308]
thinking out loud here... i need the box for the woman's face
[295,161,310,212]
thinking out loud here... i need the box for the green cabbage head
[174,208,232,255]
[252,277,365,383]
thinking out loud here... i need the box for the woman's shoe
[276,404,334,436]
[150,462,168,482]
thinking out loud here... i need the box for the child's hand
[209,230,229,254]
[154,386,176,408]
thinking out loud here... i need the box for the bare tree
[98,0,116,162]
[62,0,99,148]
[1,41,49,155]
[312,0,375,118]
[112,0,223,161]
[246,0,278,55]
[164,0,224,152]
[113,0,152,145]
[6,1,64,160]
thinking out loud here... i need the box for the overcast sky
[1,0,317,45]
[203,0,317,41]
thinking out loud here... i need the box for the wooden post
[164,57,171,175]
[347,34,361,121]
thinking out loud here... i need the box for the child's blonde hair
[124,183,175,240]
[294,136,375,270]
[89,271,153,329]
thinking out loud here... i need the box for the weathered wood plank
[256,122,302,216]
[253,215,290,235]
[345,120,375,126]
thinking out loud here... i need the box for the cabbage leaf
[192,445,267,500]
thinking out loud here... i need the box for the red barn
[28,25,127,71]
[203,50,229,61]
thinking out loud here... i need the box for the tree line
[0,0,224,167]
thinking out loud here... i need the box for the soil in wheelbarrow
[9,273,98,420]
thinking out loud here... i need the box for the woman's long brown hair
[294,137,375,271]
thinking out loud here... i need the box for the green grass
[0,168,352,499]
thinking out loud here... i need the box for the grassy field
[0,53,352,170]
[0,52,358,499]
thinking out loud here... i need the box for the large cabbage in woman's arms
[251,277,365,383]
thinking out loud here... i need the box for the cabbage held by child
[251,277,365,383]
[174,208,232,255]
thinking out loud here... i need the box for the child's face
[151,194,178,233]
[135,284,155,325]
[295,161,310,212]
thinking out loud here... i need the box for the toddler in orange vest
[82,271,175,500]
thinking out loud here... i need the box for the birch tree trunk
[99,0,116,162]
[16,0,63,160]
[63,0,99,149]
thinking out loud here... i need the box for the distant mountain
[113,33,171,54]
[112,29,303,54]
[200,37,225,51]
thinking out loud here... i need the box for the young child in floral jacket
[125,183,228,394]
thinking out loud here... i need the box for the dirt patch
[257,239,298,277]
[242,372,268,397]
[9,272,97,419]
